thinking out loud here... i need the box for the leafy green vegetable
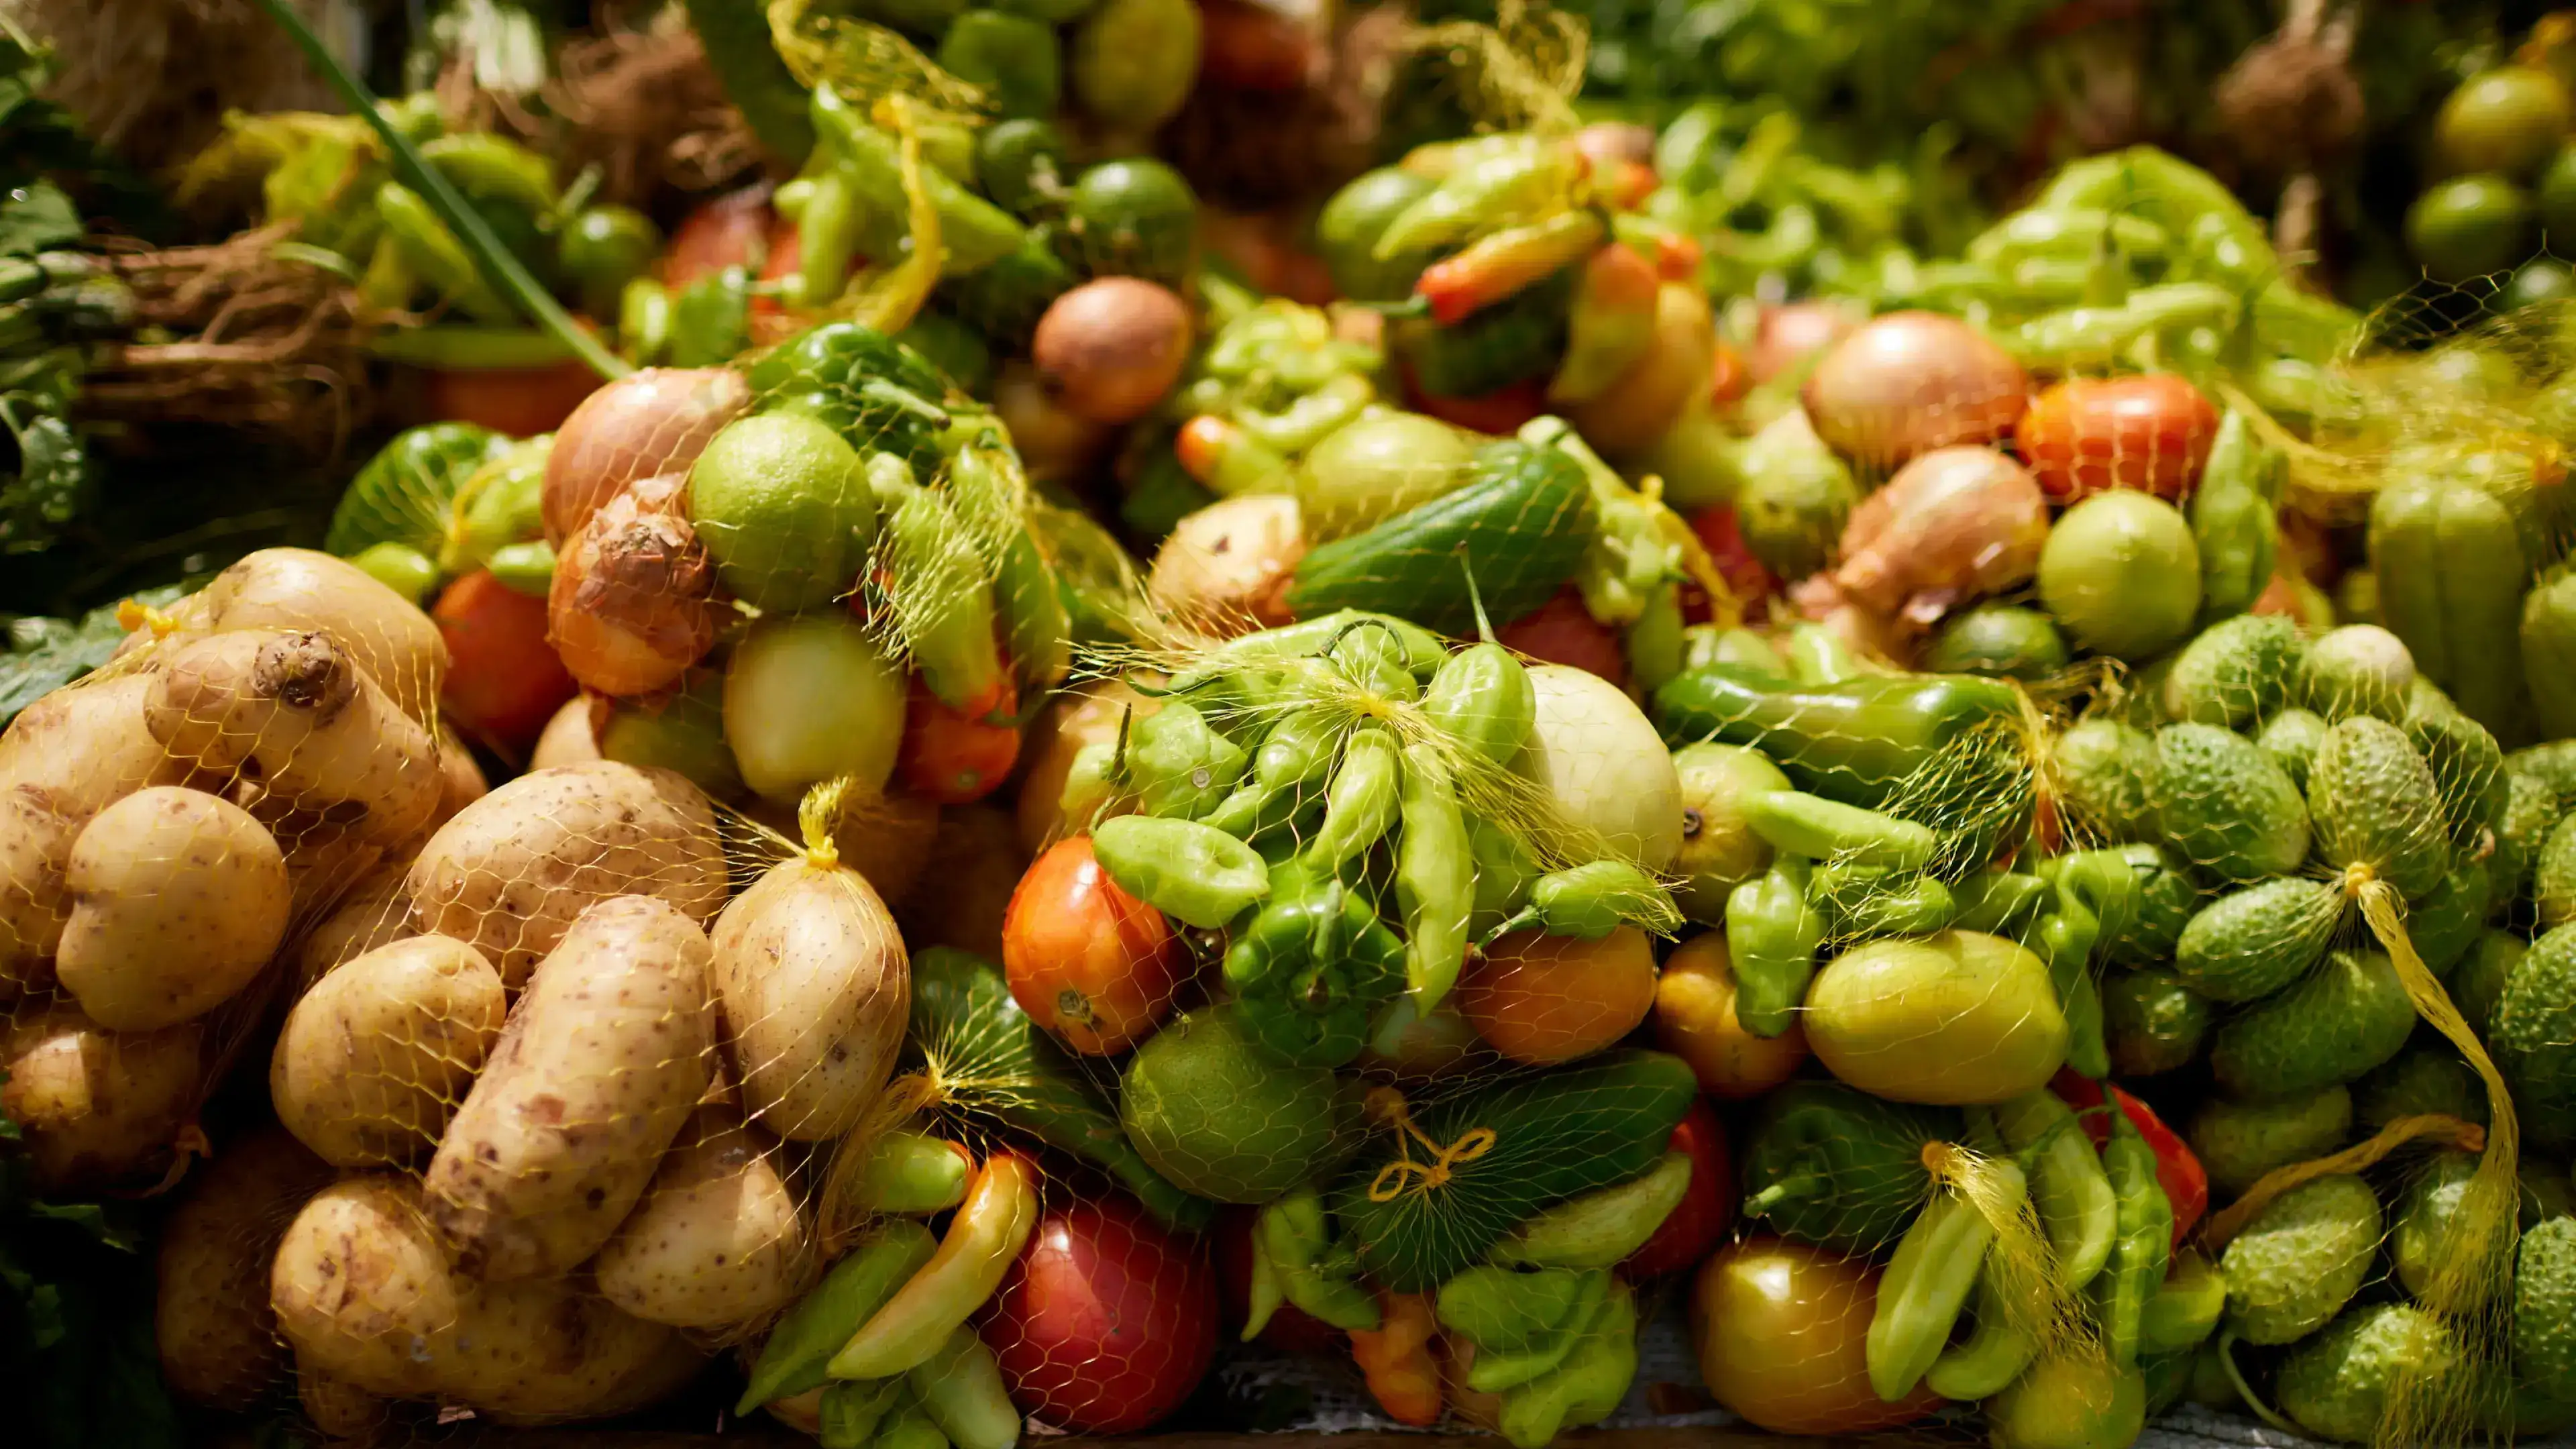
[0,583,183,724]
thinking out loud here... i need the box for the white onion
[1801,311,2028,473]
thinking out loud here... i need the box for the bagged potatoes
[156,1126,333,1411]
[136,547,449,722]
[594,1105,812,1329]
[437,1275,705,1425]
[712,853,909,1142]
[423,894,716,1281]
[272,934,506,1167]
[55,786,292,1031]
[270,1175,466,1399]
[292,858,414,989]
[0,1004,202,1191]
[406,761,727,989]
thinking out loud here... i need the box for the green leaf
[0,179,79,256]
[0,398,93,553]
[0,584,182,724]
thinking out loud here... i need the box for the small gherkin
[2307,716,2451,900]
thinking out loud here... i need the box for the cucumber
[2173,876,2341,1003]
[1327,1049,1695,1291]
[2307,716,2450,900]
[2153,722,2311,883]
[2210,949,2416,1102]
[2369,468,2532,745]
[1287,438,1595,637]
[2161,613,2306,730]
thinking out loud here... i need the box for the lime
[1316,167,1438,302]
[1118,1004,1348,1203]
[687,412,875,613]
[1065,158,1198,283]
[2434,68,2573,180]
[2406,174,2536,284]
[975,119,1071,217]
[2037,490,2201,661]
[1070,0,1200,132]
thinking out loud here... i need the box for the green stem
[245,0,630,384]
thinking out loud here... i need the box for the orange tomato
[1692,1238,1942,1436]
[421,357,604,437]
[1652,932,1810,1100]
[1456,925,1657,1066]
[2014,373,2221,502]
[1003,837,1185,1055]
[432,570,579,755]
[896,674,1022,804]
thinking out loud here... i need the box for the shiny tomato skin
[1002,837,1185,1055]
[983,1195,1220,1434]
[897,674,1022,804]
[1214,1206,1344,1355]
[1623,1095,1731,1277]
[433,570,580,753]
[2015,374,2220,502]
[1495,587,1628,687]
[1685,504,1777,624]
[660,185,776,286]
[1693,1237,1941,1435]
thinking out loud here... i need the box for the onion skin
[1801,312,2027,473]
[544,368,751,545]
[1748,299,1864,385]
[548,476,722,697]
[1033,278,1196,425]
[1833,445,2049,627]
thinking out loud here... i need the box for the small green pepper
[739,1222,939,1411]
[879,482,1005,711]
[1200,708,1344,840]
[1438,1264,1599,1358]
[1395,741,1474,1010]
[1746,790,1938,872]
[906,1326,1020,1449]
[1867,1156,2021,1403]
[1090,814,1271,928]
[348,541,440,603]
[1245,1187,1381,1338]
[1325,621,1421,704]
[1375,138,1578,260]
[853,1130,973,1216]
[874,1383,951,1449]
[1727,856,1822,1037]
[1487,860,1678,943]
[1222,856,1407,1068]
[1487,1152,1693,1269]
[810,83,1026,276]
[1304,724,1402,871]
[2094,1111,2174,1368]
[820,1378,903,1449]
[668,264,753,366]
[1812,865,1957,938]
[618,276,673,364]
[1127,701,1248,820]
[1996,1088,2117,1292]
[376,180,510,322]
[2137,1249,2226,1356]
[792,169,863,309]
[1926,1267,2037,1401]
[1424,558,1538,764]
[1495,1277,1638,1449]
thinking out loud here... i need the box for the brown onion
[547,476,722,697]
[543,368,751,545]
[1801,312,2027,474]
[1032,278,1195,425]
[1833,445,2049,626]
[1748,299,1864,384]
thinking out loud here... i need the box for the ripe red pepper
[2053,1070,2208,1246]
[1623,1096,1731,1277]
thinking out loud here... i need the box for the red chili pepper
[1411,211,1606,325]
[1623,1096,1731,1277]
[2053,1071,2208,1246]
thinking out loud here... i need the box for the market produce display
[22,3,2576,1449]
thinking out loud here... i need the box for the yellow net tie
[1365,1086,1496,1202]
[2200,1113,2487,1250]
[117,598,182,637]
[798,776,852,868]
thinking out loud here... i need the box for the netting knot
[797,777,851,868]
[2336,861,2378,901]
[117,598,181,638]
[1364,1086,1495,1202]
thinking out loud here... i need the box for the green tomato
[1063,158,1197,282]
[2435,67,2573,180]
[1293,411,1476,541]
[2504,256,2576,313]
[2406,174,2536,284]
[1314,167,1438,302]
[938,9,1061,120]
[2037,490,2201,661]
[557,205,661,320]
[975,118,1071,217]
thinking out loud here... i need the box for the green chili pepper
[1727,856,1822,1037]
[1305,724,1402,871]
[1487,1151,1692,1270]
[349,541,440,603]
[855,1130,973,1216]
[1091,814,1270,928]
[1468,812,1538,934]
[1867,1157,2021,1403]
[820,1378,904,1449]
[1127,701,1249,820]
[875,1385,951,1449]
[1746,790,1939,871]
[668,264,753,367]
[1495,1278,1638,1449]
[1424,555,1537,764]
[1925,1267,2037,1401]
[376,180,511,323]
[1626,582,1688,696]
[2190,409,2282,625]
[1373,137,1574,260]
[618,276,673,365]
[1396,741,1474,1010]
[1237,372,1374,454]
[2007,281,2237,366]
[2137,1249,2226,1356]
[810,84,1026,276]
[1169,612,1450,692]
[1783,622,1868,685]
[1485,860,1678,943]
[739,1222,940,1411]
[1966,208,2170,270]
[484,540,556,595]
[792,169,863,309]
[365,323,579,370]
[1811,865,1957,938]
[907,1326,1021,1449]
[1326,621,1421,704]
[1996,1088,2117,1291]
[1652,666,2023,809]
[357,234,415,311]
[1200,709,1344,840]
[881,483,1005,710]
[1222,855,1407,1068]
[2093,1111,2172,1370]
[1949,870,2052,935]
[1246,1187,1381,1338]
[421,133,559,217]
[1680,626,1789,678]
[1440,1264,1600,1359]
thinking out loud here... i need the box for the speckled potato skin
[55,786,292,1030]
[423,895,716,1281]
[140,547,449,722]
[270,1175,467,1399]
[155,1127,333,1411]
[0,1004,203,1191]
[711,858,909,1142]
[146,629,441,849]
[272,934,506,1168]
[404,761,726,989]
[593,1106,812,1329]
[441,1275,704,1424]
[0,673,193,993]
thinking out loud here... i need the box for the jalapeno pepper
[1222,855,1407,1068]
[1374,137,1581,260]
[1726,856,1821,1037]
[1090,814,1270,928]
[1746,790,1939,871]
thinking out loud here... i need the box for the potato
[273,935,506,1167]
[712,857,907,1141]
[593,1106,811,1328]
[148,629,441,848]
[407,761,727,989]
[0,674,191,989]
[433,722,488,827]
[53,786,290,1030]
[295,860,413,988]
[529,694,604,769]
[156,1126,332,1410]
[445,1277,704,1425]
[901,803,1029,963]
[423,895,716,1281]
[156,547,449,721]
[1148,494,1305,633]
[297,1361,390,1442]
[0,1006,201,1191]
[270,1175,464,1398]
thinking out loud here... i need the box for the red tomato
[1213,1206,1344,1355]
[1495,588,1627,688]
[421,357,604,437]
[753,209,802,323]
[897,674,1022,804]
[1624,1096,1731,1277]
[661,184,776,286]
[1404,368,1549,435]
[2015,374,2221,502]
[2053,1070,2209,1246]
[1199,0,1320,91]
[1684,504,1776,624]
[983,1194,1220,1434]
[433,570,579,755]
[1002,837,1186,1055]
